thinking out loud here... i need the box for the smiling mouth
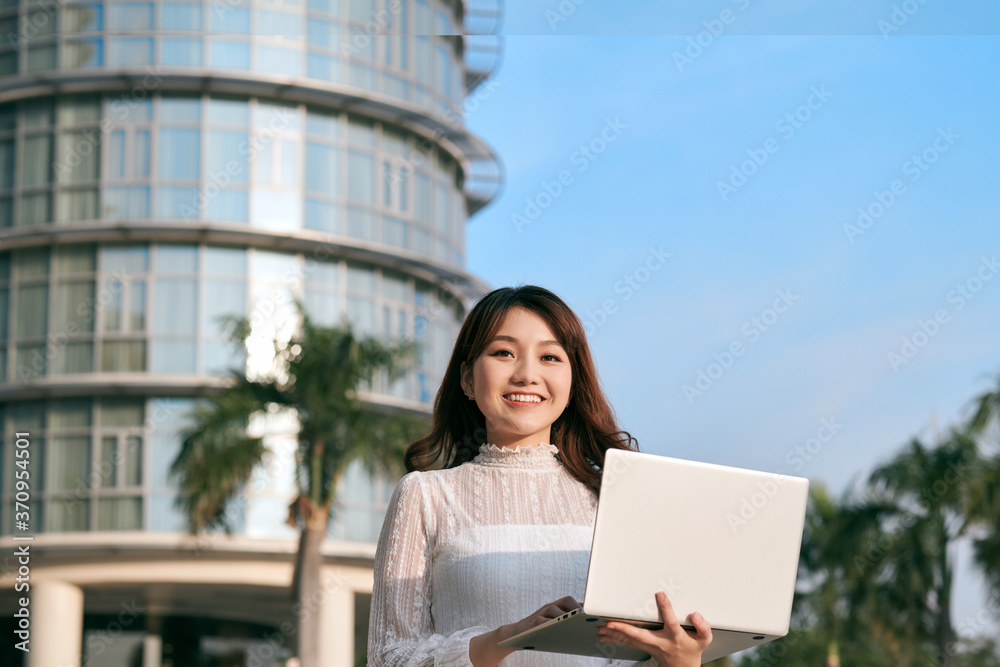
[503,393,545,404]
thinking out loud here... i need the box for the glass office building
[0,1,502,664]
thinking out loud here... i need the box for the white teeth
[506,394,542,403]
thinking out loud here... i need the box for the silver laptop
[497,450,809,663]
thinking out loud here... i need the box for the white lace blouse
[368,442,658,667]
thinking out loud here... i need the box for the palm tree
[740,481,892,667]
[794,480,906,666]
[966,372,1000,593]
[170,306,427,667]
[797,483,848,667]
[846,432,980,667]
[767,374,1000,666]
[968,372,1000,437]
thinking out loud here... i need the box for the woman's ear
[459,361,473,396]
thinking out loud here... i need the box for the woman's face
[460,307,573,450]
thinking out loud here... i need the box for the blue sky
[462,33,1000,634]
[498,0,1000,35]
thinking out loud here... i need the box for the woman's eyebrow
[490,334,564,347]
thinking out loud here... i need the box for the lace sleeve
[367,472,491,667]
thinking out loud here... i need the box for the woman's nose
[510,357,540,385]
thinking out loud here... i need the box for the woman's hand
[470,596,581,667]
[597,591,712,667]
[504,595,581,639]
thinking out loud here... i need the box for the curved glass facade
[0,242,463,394]
[0,0,496,554]
[0,239,465,540]
[0,94,467,266]
[0,238,465,537]
[0,396,400,539]
[0,0,465,117]
[0,0,500,663]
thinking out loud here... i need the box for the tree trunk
[292,500,329,667]
[935,526,954,667]
[826,639,840,667]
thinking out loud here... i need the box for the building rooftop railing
[463,0,504,93]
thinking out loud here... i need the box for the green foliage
[169,379,271,533]
[966,374,1000,590]
[171,303,428,534]
[953,637,1000,667]
[968,374,1000,437]
[783,370,1000,666]
[735,629,898,667]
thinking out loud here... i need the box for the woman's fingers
[688,611,713,645]
[555,595,580,610]
[656,591,682,631]
[506,597,586,641]
[599,619,646,645]
[536,596,580,621]
[599,593,714,663]
[543,605,565,619]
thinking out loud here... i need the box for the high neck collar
[472,443,562,469]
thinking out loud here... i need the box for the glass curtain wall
[0,243,462,395]
[0,396,401,538]
[0,95,466,266]
[0,0,465,116]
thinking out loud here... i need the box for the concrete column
[143,634,162,667]
[318,569,354,667]
[29,579,84,667]
[144,614,162,667]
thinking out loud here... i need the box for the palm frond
[171,379,275,532]
[968,372,1000,435]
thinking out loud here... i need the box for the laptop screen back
[583,450,809,637]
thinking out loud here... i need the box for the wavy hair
[404,285,638,492]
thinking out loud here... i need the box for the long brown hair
[404,285,638,491]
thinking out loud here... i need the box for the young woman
[368,286,711,666]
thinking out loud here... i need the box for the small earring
[467,393,475,401]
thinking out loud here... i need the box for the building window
[210,8,249,34]
[159,128,200,180]
[151,245,198,373]
[210,39,250,68]
[62,4,104,33]
[257,45,301,77]
[108,38,154,66]
[62,38,104,68]
[347,151,373,203]
[100,245,148,372]
[162,3,203,31]
[305,143,338,195]
[107,3,154,31]
[304,198,337,234]
[208,131,249,183]
[103,186,150,219]
[163,38,203,66]
[258,10,301,39]
[93,398,145,530]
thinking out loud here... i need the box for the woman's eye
[542,353,562,362]
[490,348,513,357]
